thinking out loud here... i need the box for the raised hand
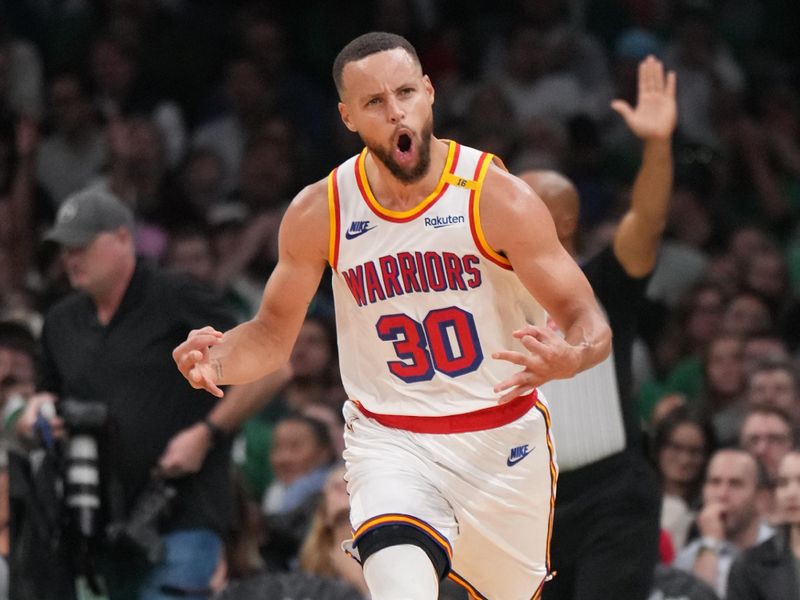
[611,55,677,142]
[172,326,225,397]
[492,325,582,404]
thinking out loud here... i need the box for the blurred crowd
[1,0,800,599]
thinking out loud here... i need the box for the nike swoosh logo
[507,448,533,467]
[345,226,376,240]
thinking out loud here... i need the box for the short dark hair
[332,31,420,96]
[0,320,36,358]
[278,412,333,454]
[748,357,800,391]
[706,447,770,490]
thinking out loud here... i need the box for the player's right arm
[173,180,330,397]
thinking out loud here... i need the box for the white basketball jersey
[328,141,547,417]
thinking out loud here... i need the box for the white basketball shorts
[341,395,558,600]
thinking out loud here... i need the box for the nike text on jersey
[345,220,377,239]
[507,444,533,466]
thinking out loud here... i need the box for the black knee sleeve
[356,523,450,581]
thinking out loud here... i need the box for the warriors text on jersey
[328,141,547,421]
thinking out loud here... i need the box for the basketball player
[174,32,611,600]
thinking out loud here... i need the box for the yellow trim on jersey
[443,172,479,190]
[357,140,457,219]
[470,153,512,267]
[327,169,338,268]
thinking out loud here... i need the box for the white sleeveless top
[327,141,546,417]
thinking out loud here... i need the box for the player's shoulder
[284,177,330,224]
[292,177,329,208]
[481,159,543,214]
[279,177,331,260]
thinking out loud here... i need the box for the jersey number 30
[376,306,483,383]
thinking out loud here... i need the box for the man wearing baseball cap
[23,187,242,599]
[44,189,136,248]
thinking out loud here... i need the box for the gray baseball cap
[44,188,135,247]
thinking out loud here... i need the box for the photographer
[17,188,257,600]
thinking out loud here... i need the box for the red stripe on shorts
[353,389,538,434]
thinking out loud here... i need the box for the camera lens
[65,434,101,538]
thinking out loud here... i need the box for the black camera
[59,398,109,540]
[106,476,177,564]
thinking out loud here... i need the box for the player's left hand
[611,55,677,142]
[157,422,212,478]
[492,325,581,403]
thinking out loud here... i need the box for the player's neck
[366,137,449,212]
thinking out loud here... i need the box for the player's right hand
[173,326,225,398]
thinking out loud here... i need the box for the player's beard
[365,116,433,184]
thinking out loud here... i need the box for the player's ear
[338,102,357,133]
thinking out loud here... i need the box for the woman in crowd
[652,407,717,551]
[261,413,336,568]
[299,463,368,598]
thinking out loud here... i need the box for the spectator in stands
[178,148,227,223]
[262,413,336,569]
[653,408,716,551]
[639,281,727,419]
[237,313,337,499]
[663,2,745,148]
[93,114,199,259]
[17,189,275,599]
[299,463,367,597]
[0,20,44,120]
[720,293,773,339]
[162,226,216,285]
[89,35,187,167]
[0,320,37,436]
[36,73,107,205]
[739,405,796,481]
[674,448,774,598]
[192,58,273,191]
[700,333,746,446]
[742,333,789,376]
[727,449,800,600]
[746,359,800,418]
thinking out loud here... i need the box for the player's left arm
[481,167,611,398]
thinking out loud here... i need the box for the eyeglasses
[741,433,792,448]
[664,441,706,459]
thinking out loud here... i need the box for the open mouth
[397,133,412,153]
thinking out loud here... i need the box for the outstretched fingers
[173,327,225,395]
[189,366,224,398]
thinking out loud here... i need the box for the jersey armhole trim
[327,167,341,270]
[469,153,513,270]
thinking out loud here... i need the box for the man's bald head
[518,170,580,249]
